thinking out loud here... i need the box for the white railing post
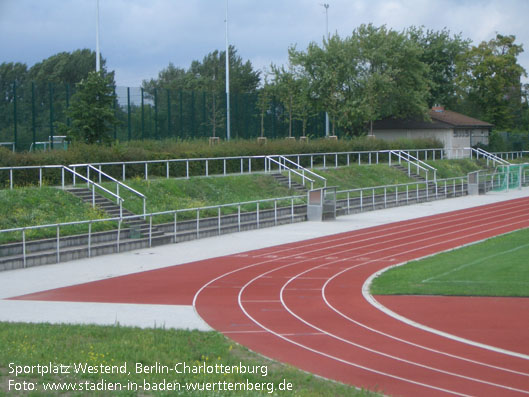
[22,229,26,268]
[149,215,153,247]
[88,222,92,258]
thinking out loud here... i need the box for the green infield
[370,227,529,297]
[0,323,376,396]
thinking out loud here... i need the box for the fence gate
[307,186,337,221]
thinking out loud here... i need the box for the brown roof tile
[429,108,493,128]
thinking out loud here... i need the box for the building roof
[429,106,493,128]
[373,107,493,130]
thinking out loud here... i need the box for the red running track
[11,197,529,396]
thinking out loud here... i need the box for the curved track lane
[194,197,529,396]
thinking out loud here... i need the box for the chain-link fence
[0,82,329,151]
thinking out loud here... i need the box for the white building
[372,106,493,156]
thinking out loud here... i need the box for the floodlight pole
[323,3,330,137]
[225,0,231,141]
[95,0,101,72]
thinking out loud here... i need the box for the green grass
[103,174,300,222]
[425,159,490,179]
[370,227,529,297]
[318,164,416,190]
[0,187,116,244]
[0,323,376,396]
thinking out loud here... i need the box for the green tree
[143,46,260,94]
[60,71,119,144]
[408,27,470,108]
[290,25,431,135]
[28,49,106,86]
[457,34,527,130]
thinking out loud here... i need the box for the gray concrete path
[1,188,528,331]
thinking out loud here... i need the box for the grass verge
[0,322,376,396]
[370,227,529,297]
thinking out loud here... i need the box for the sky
[1,0,529,87]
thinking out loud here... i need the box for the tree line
[0,25,527,148]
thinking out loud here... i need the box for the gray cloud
[1,0,528,86]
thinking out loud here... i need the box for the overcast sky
[1,0,529,87]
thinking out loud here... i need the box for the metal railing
[265,155,326,189]
[62,166,124,219]
[491,151,529,161]
[1,148,444,189]
[389,150,435,182]
[471,147,511,166]
[0,194,305,268]
[0,142,15,152]
[336,176,468,214]
[392,150,437,181]
[266,156,316,189]
[73,164,147,216]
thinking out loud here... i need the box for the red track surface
[11,197,529,396]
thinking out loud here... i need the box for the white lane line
[192,200,529,392]
[250,199,529,260]
[280,260,529,395]
[237,258,472,397]
[241,210,529,393]
[362,265,529,362]
[422,241,529,283]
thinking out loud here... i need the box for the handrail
[398,150,437,175]
[472,147,510,166]
[277,155,327,187]
[85,164,146,215]
[62,166,124,219]
[266,156,316,190]
[389,150,433,181]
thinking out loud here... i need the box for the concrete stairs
[0,188,307,271]
[391,164,438,191]
[64,187,163,239]
[271,173,308,193]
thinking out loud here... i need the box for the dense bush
[0,137,441,167]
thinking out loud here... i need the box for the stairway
[391,164,439,197]
[64,187,163,239]
[271,173,308,193]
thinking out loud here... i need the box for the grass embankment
[0,323,375,396]
[103,174,298,217]
[370,227,529,297]
[318,164,416,190]
[0,187,115,244]
[425,158,489,179]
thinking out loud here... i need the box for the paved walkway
[2,188,529,331]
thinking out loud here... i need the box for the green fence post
[191,91,195,138]
[49,82,54,149]
[127,87,131,141]
[179,90,183,138]
[31,82,36,149]
[141,87,145,140]
[113,93,117,140]
[167,89,171,138]
[13,82,18,151]
[154,88,158,139]
[202,91,206,138]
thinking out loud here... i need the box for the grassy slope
[370,227,529,297]
[318,164,416,190]
[0,323,376,396]
[0,187,114,244]
[425,159,489,179]
[107,174,298,215]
